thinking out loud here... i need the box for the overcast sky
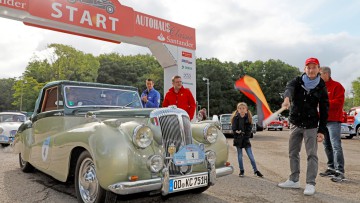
[1,0,360,94]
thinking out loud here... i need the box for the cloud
[1,0,360,93]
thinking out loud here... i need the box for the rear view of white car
[0,112,26,146]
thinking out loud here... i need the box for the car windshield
[0,114,26,122]
[64,86,142,108]
[220,115,231,122]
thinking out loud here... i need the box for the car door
[30,86,64,170]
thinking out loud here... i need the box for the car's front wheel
[75,151,106,203]
[19,153,34,172]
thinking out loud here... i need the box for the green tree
[352,78,360,106]
[195,58,300,116]
[0,78,17,111]
[24,59,52,83]
[97,53,163,95]
[344,96,354,112]
[24,44,100,82]
[196,58,245,116]
[12,77,44,112]
[243,59,300,113]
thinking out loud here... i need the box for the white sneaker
[304,184,315,195]
[278,180,300,188]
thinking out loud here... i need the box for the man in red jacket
[319,66,345,182]
[162,75,196,120]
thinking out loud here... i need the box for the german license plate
[169,174,208,193]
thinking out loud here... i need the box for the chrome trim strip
[108,166,233,195]
[149,107,189,118]
[108,178,162,195]
[216,166,234,178]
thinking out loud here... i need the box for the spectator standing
[141,79,161,108]
[231,102,263,178]
[162,75,196,120]
[278,57,329,196]
[319,66,346,182]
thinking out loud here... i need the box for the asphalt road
[1,129,360,203]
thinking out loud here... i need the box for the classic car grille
[159,114,192,175]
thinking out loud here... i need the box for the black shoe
[254,171,263,178]
[331,172,345,182]
[239,170,244,177]
[319,169,336,177]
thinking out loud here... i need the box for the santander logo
[157,33,165,41]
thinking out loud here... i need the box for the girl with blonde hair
[231,102,263,177]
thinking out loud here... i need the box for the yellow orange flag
[235,75,272,127]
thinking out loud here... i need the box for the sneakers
[278,180,316,195]
[331,172,345,182]
[303,184,315,195]
[239,170,244,177]
[277,180,300,189]
[254,171,264,178]
[319,169,336,177]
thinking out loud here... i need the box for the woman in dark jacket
[231,102,263,177]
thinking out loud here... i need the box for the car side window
[41,86,63,112]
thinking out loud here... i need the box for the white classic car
[0,112,26,145]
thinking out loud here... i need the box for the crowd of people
[137,57,347,196]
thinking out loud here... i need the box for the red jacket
[162,86,196,120]
[325,78,345,122]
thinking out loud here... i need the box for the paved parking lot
[0,129,359,202]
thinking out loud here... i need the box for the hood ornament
[168,143,176,156]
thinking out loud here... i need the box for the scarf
[302,74,320,92]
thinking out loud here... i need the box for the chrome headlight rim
[132,125,154,149]
[203,124,218,144]
[147,155,164,173]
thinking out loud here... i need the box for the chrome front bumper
[108,166,234,195]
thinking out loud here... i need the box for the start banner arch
[0,0,197,106]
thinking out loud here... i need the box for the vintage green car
[14,81,233,202]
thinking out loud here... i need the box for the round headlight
[133,125,153,149]
[204,125,218,144]
[147,155,164,173]
[0,127,3,134]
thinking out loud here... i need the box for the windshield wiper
[122,100,138,108]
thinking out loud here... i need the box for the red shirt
[162,86,196,120]
[325,78,345,122]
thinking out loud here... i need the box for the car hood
[0,122,23,130]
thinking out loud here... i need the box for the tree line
[2,43,355,116]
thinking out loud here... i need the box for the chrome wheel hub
[78,158,99,203]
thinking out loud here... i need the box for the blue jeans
[323,122,345,173]
[236,146,258,172]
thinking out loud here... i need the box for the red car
[267,119,283,131]
[282,118,290,129]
